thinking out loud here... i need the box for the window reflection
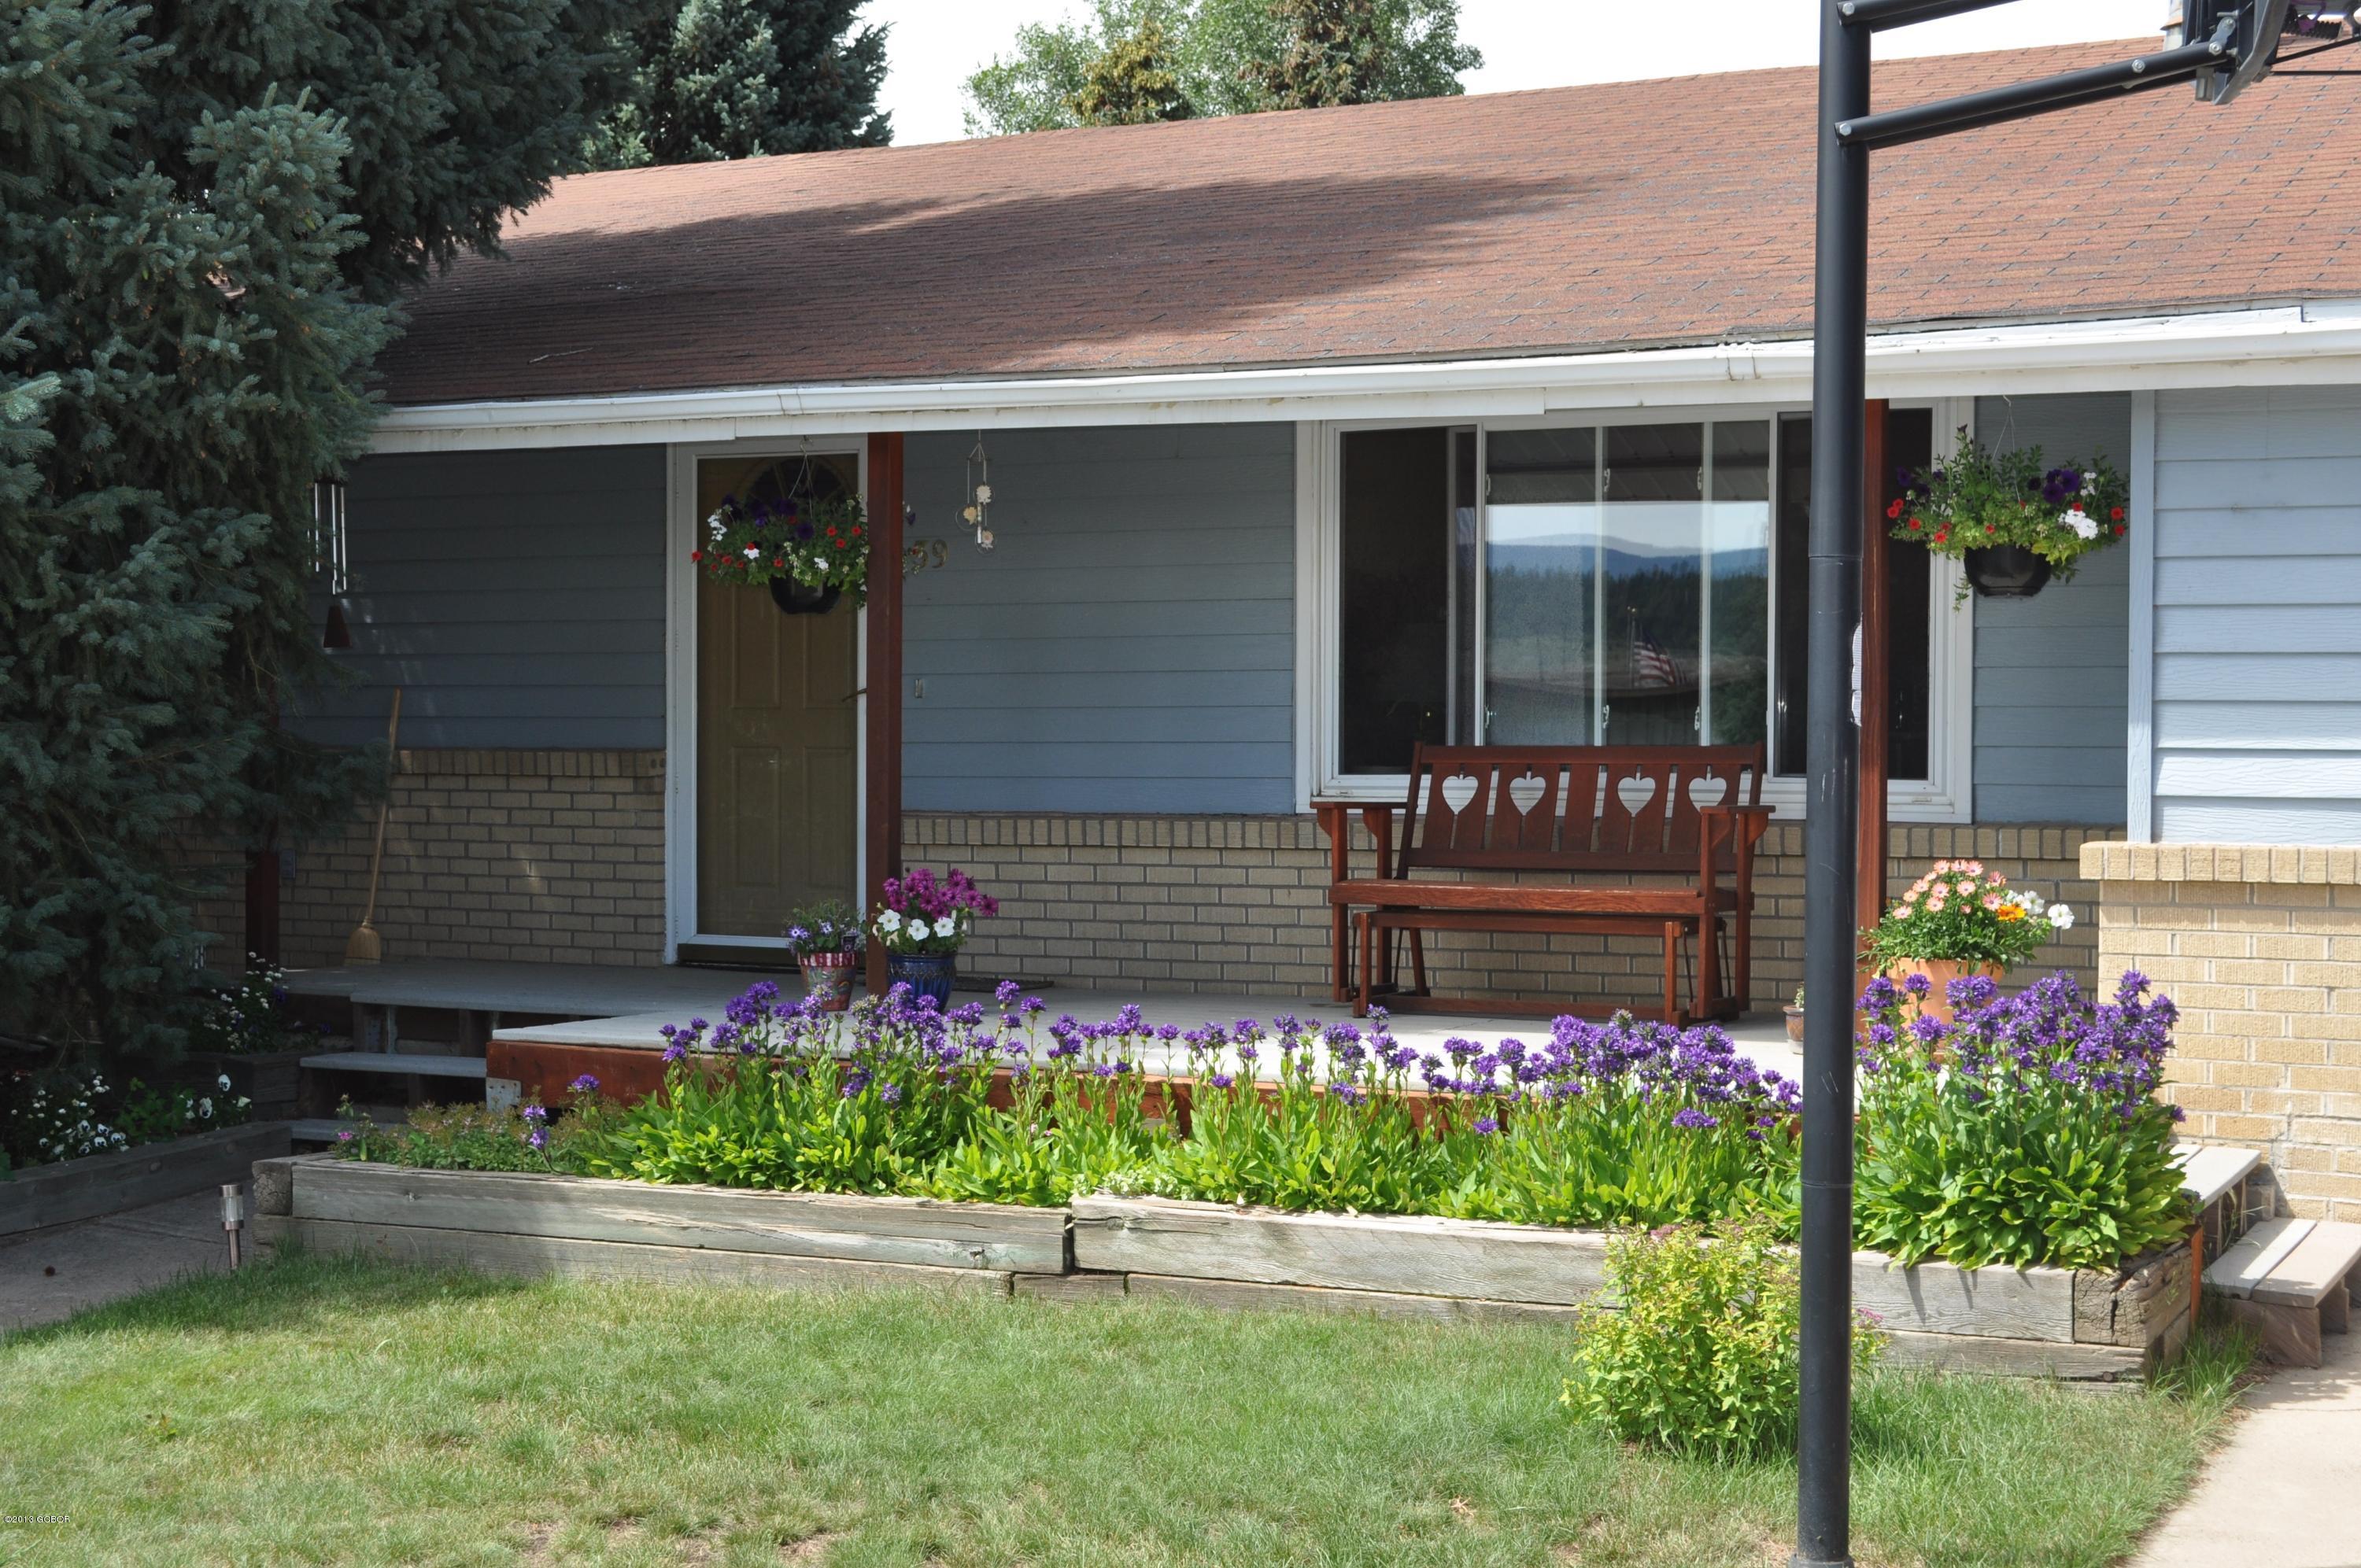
[1482,428,1598,743]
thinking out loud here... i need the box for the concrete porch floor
[287,961,1802,1083]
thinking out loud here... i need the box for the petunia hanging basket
[1892,430,2128,601]
[691,492,868,609]
[1960,544,2051,599]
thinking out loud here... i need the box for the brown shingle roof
[377,40,2361,407]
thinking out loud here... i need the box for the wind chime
[962,434,994,549]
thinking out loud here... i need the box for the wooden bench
[2204,1216,2361,1367]
[1316,744,1770,1024]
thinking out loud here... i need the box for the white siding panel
[290,446,668,749]
[2150,386,2361,845]
[903,423,1295,814]
[1971,393,2132,825]
[2155,702,2361,750]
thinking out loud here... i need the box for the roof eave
[368,298,2361,455]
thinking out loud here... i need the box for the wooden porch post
[1856,401,1890,946]
[864,433,906,998]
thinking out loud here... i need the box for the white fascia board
[369,301,2361,452]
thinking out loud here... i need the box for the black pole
[1798,2,1868,1564]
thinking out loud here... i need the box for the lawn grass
[0,1253,2238,1567]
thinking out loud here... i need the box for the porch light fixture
[962,434,994,550]
[1795,5,2302,1565]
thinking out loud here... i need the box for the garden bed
[253,1157,2189,1379]
[252,1154,1062,1296]
[2,1121,291,1238]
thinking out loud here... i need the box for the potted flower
[1860,859,2075,1026]
[690,491,869,613]
[870,868,998,1009]
[1891,431,2129,600]
[1784,987,1806,1045]
[783,900,864,1013]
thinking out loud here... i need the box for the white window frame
[663,437,870,961]
[1295,401,1975,820]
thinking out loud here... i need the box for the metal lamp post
[1796,4,2301,1562]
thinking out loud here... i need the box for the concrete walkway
[0,1192,231,1332]
[2132,1326,2361,1567]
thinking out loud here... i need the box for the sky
[865,0,2167,145]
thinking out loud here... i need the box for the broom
[344,688,402,965]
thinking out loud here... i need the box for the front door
[693,452,860,939]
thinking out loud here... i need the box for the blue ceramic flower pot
[886,951,956,1009]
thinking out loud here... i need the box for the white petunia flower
[2049,904,2075,931]
[907,920,932,942]
[877,909,903,931]
[2060,507,2097,540]
[742,545,760,559]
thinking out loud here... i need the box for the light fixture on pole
[220,1182,248,1270]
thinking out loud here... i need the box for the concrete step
[2204,1216,2361,1367]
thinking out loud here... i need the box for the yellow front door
[694,452,860,938]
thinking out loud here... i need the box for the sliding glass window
[1330,411,1934,781]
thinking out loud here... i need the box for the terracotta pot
[1881,959,2004,1026]
[798,951,858,1013]
[1783,1005,1805,1044]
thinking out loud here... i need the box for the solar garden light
[1797,4,2307,1563]
[220,1182,247,1271]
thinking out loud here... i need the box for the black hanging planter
[769,578,841,616]
[1962,545,2052,599]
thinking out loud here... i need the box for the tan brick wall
[282,749,667,970]
[2083,842,2361,1223]
[907,814,2104,1012]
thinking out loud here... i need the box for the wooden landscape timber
[1,1122,291,1239]
[252,1163,2190,1379]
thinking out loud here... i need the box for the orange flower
[1995,904,2027,923]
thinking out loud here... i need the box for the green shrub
[1561,1219,1881,1459]
[1854,972,2190,1270]
[338,1101,597,1174]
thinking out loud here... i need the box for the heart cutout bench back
[1398,745,1765,874]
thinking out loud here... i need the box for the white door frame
[662,438,869,961]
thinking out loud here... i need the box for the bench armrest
[1695,803,1772,894]
[1312,799,1400,882]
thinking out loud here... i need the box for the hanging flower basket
[1893,431,2128,601]
[691,492,868,609]
[1960,544,2052,599]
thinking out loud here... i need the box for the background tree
[963,0,1480,135]
[591,0,891,167]
[147,0,657,301]
[2,2,387,1058]
[1070,18,1195,125]
[2,0,652,1061]
[1254,0,1388,109]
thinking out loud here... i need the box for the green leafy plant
[335,1098,605,1174]
[1893,431,2130,592]
[1561,1217,1883,1458]
[1,1068,129,1168]
[187,958,315,1055]
[1860,858,2075,971]
[1854,972,2191,1269]
[111,1076,252,1145]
